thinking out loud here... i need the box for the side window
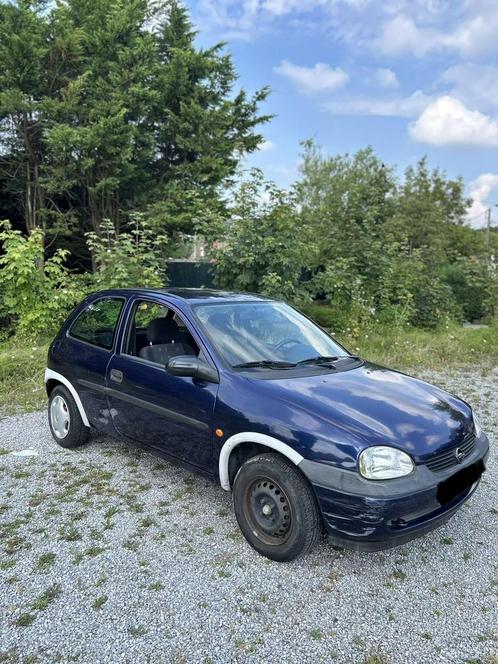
[69,298,124,350]
[124,300,200,362]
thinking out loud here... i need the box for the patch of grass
[217,508,230,518]
[35,552,56,572]
[85,546,105,558]
[148,581,164,591]
[123,538,139,552]
[440,536,454,545]
[298,312,498,372]
[309,629,323,641]
[139,517,155,529]
[0,447,10,455]
[390,569,407,582]
[15,612,36,627]
[0,338,49,415]
[128,625,148,638]
[29,492,49,507]
[226,531,241,541]
[31,584,61,610]
[203,526,214,535]
[360,647,390,664]
[484,654,498,664]
[59,525,82,542]
[0,559,15,571]
[92,595,108,610]
[11,469,31,480]
[4,534,31,555]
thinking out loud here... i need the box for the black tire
[233,452,322,562]
[48,385,90,449]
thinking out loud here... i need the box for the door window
[69,298,124,350]
[124,300,200,364]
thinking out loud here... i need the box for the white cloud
[409,96,498,147]
[377,15,439,58]
[374,68,399,89]
[376,7,498,58]
[442,64,498,114]
[259,139,275,151]
[274,60,349,94]
[324,90,431,118]
[466,173,498,228]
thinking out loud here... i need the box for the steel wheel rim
[242,476,293,546]
[50,395,70,439]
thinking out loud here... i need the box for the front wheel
[233,452,322,562]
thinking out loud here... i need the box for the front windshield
[193,301,349,368]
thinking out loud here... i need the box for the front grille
[425,432,476,472]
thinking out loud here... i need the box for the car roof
[89,287,274,305]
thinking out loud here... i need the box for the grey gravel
[0,368,497,664]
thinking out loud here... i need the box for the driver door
[106,298,218,471]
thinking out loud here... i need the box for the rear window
[69,297,124,350]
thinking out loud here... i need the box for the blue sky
[185,0,498,228]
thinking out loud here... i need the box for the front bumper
[299,433,489,552]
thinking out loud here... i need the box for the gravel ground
[0,368,497,664]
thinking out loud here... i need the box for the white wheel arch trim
[218,432,304,491]
[44,369,90,428]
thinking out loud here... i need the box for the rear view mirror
[166,355,219,384]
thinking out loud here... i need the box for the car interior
[125,301,201,365]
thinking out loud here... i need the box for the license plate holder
[437,460,485,505]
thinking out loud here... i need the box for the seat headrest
[146,317,179,343]
[208,312,232,332]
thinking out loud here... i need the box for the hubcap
[245,477,292,545]
[50,395,70,439]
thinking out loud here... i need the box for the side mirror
[166,355,219,384]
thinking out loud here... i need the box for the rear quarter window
[69,297,124,350]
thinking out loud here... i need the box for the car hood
[245,362,474,466]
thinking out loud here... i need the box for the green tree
[296,140,396,282]
[43,0,158,249]
[210,170,311,301]
[0,0,50,234]
[143,1,271,235]
[389,158,470,262]
[0,0,270,266]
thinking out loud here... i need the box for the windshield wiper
[296,355,339,365]
[233,360,297,369]
[296,354,361,366]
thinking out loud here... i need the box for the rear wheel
[233,452,321,562]
[48,385,89,449]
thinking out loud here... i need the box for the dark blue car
[45,288,489,561]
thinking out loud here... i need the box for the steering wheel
[273,338,302,352]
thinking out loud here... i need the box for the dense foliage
[0,221,82,336]
[0,1,497,340]
[210,143,498,333]
[0,0,269,266]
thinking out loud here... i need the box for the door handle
[110,369,123,384]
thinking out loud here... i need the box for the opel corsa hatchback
[45,289,489,561]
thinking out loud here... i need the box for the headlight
[359,446,414,480]
[473,412,483,438]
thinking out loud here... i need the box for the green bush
[210,171,312,303]
[0,222,84,337]
[443,258,496,322]
[86,215,168,290]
